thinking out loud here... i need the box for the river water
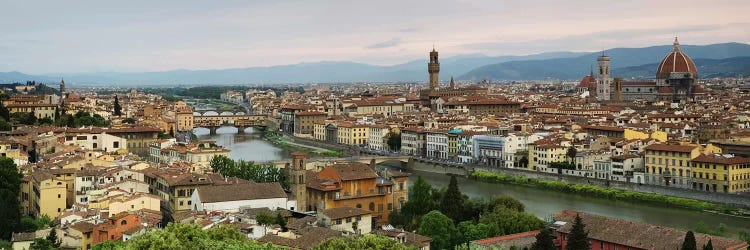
[193,129,750,236]
[411,170,750,236]
[193,127,292,162]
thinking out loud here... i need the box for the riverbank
[262,130,347,158]
[471,170,750,217]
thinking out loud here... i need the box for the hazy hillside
[460,43,750,80]
[613,57,750,79]
[2,43,750,85]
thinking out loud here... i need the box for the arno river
[195,126,750,236]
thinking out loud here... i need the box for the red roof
[578,74,597,89]
[474,230,540,245]
[657,38,698,78]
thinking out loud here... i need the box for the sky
[1,0,749,74]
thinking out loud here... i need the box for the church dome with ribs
[656,37,698,79]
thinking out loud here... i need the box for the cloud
[365,38,402,49]
[460,24,729,54]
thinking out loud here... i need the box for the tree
[0,157,21,240]
[275,213,287,231]
[46,227,61,248]
[38,117,53,125]
[702,239,713,250]
[395,176,435,230]
[417,210,458,250]
[28,238,55,250]
[0,119,11,131]
[0,190,20,241]
[566,146,577,163]
[386,133,401,151]
[440,175,465,222]
[457,221,490,246]
[682,231,697,250]
[565,214,590,250]
[480,208,544,237]
[123,223,282,250]
[25,111,37,125]
[0,240,12,250]
[113,95,122,116]
[314,234,413,250]
[122,117,136,124]
[531,228,556,250]
[256,212,275,226]
[0,101,9,122]
[489,195,525,212]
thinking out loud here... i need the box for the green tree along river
[409,170,750,237]
[194,129,750,237]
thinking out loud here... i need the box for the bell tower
[289,152,308,211]
[597,54,611,101]
[428,47,440,91]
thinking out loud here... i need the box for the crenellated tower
[428,47,440,91]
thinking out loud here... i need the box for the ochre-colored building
[305,162,409,226]
[691,154,750,193]
[21,170,67,219]
[294,111,327,136]
[644,144,701,188]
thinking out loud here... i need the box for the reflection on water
[409,170,750,236]
[193,127,292,162]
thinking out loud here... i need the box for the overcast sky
[1,0,748,74]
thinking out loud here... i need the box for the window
[335,219,342,225]
[121,220,127,225]
[346,218,352,223]
[369,202,375,211]
[113,141,119,148]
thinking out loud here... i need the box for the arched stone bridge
[193,114,267,135]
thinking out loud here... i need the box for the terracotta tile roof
[691,154,750,165]
[320,207,372,220]
[473,230,539,248]
[556,210,747,250]
[644,143,698,153]
[196,182,287,203]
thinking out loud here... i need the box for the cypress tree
[702,239,713,250]
[565,214,590,250]
[0,101,9,122]
[113,95,122,116]
[47,227,61,248]
[531,227,556,250]
[440,175,464,221]
[682,231,697,250]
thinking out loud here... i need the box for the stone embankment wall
[475,166,750,208]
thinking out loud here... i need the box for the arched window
[121,220,127,225]
[369,202,375,211]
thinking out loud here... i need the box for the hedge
[471,170,726,212]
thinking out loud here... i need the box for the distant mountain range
[1,42,750,85]
[459,43,750,80]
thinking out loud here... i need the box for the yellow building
[527,143,567,172]
[447,133,458,161]
[175,105,194,132]
[91,193,161,215]
[313,122,327,141]
[337,122,369,145]
[623,129,667,142]
[691,154,750,193]
[143,169,242,212]
[4,94,57,120]
[0,140,27,165]
[644,144,701,188]
[21,170,67,219]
